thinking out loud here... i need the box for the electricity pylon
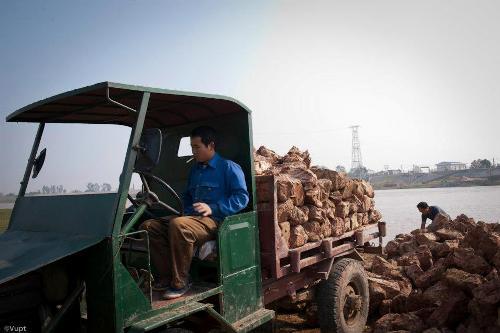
[350,125,363,171]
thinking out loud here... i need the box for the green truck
[0,82,385,333]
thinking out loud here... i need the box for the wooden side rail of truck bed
[256,175,385,304]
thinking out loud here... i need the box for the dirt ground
[275,312,319,333]
[274,311,373,333]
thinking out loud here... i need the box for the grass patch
[0,209,12,233]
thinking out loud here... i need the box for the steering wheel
[128,170,184,217]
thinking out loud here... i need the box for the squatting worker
[417,201,450,231]
[140,126,249,299]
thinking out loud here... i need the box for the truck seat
[193,240,217,261]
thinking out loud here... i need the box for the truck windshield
[25,124,132,195]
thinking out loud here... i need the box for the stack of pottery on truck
[254,145,382,249]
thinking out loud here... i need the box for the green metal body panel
[83,239,118,333]
[3,82,274,333]
[0,230,100,285]
[112,92,151,332]
[0,193,118,284]
[6,82,254,129]
[8,193,117,235]
[218,212,263,324]
[116,261,151,326]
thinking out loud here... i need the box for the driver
[139,126,249,299]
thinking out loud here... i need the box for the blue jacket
[183,153,249,222]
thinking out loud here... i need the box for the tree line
[0,182,114,198]
[470,159,493,169]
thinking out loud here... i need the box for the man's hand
[193,202,212,217]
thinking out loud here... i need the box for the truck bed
[256,175,383,304]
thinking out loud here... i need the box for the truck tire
[316,258,369,333]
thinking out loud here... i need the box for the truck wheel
[316,258,369,333]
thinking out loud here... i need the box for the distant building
[412,165,430,174]
[387,169,402,175]
[420,166,431,173]
[436,161,467,172]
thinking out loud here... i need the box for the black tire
[316,258,369,333]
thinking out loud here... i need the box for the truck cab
[1,82,272,332]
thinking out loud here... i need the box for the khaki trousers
[428,212,451,231]
[139,215,218,289]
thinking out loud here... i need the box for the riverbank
[370,167,500,190]
[373,177,500,190]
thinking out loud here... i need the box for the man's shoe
[162,283,191,300]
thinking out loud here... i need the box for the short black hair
[417,202,429,209]
[190,126,217,148]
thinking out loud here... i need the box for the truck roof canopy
[6,82,250,128]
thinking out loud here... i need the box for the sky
[1,0,499,193]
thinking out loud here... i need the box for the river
[375,185,500,240]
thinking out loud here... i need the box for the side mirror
[134,129,162,172]
[32,148,47,178]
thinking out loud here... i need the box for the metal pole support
[18,123,45,197]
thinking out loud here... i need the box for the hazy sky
[1,0,499,193]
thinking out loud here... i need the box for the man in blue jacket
[140,126,249,299]
[417,201,450,231]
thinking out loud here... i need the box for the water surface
[375,185,500,240]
